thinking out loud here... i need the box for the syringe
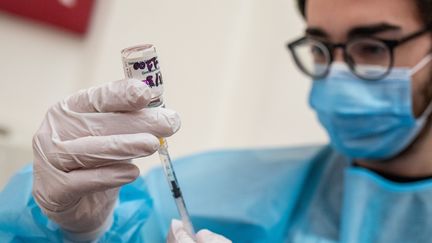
[158,137,196,237]
[121,44,196,238]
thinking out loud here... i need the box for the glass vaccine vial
[121,44,164,107]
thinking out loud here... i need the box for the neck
[356,118,432,178]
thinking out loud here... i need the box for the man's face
[306,0,432,116]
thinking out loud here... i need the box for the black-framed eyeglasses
[287,26,431,81]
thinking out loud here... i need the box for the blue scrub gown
[1,145,432,242]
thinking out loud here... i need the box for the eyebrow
[305,27,328,37]
[305,23,402,39]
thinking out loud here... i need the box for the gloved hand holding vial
[121,44,196,239]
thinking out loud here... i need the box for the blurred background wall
[0,0,328,189]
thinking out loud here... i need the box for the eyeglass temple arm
[399,25,432,44]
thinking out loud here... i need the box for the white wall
[0,0,328,189]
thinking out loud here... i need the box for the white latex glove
[32,79,181,242]
[167,219,232,243]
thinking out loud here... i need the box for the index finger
[65,79,152,113]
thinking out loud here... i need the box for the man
[1,0,431,242]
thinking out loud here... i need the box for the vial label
[123,55,164,100]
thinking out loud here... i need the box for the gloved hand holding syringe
[121,44,196,239]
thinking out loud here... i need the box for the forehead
[305,0,422,33]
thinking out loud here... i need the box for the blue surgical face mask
[309,54,432,160]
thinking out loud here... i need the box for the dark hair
[296,0,432,27]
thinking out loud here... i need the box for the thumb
[167,219,196,243]
[196,229,232,243]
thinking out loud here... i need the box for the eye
[349,40,388,59]
[359,44,386,55]
[347,39,391,67]
[311,45,325,56]
[309,44,328,64]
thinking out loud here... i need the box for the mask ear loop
[413,53,432,119]
[421,99,432,119]
[410,54,432,76]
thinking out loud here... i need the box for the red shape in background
[0,0,95,35]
